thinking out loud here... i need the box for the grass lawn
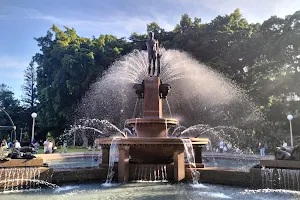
[37,146,90,154]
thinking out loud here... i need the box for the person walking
[43,140,49,153]
[219,140,224,153]
[259,142,265,156]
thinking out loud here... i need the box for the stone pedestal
[118,146,130,183]
[173,150,185,182]
[143,77,162,118]
[101,147,110,165]
[194,146,204,168]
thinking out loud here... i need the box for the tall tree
[22,59,38,111]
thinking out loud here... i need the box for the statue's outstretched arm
[132,39,147,43]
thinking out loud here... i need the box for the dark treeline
[1,9,300,148]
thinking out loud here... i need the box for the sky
[1,0,300,99]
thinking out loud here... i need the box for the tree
[34,25,133,137]
[29,9,300,148]
[0,84,25,140]
[22,59,38,111]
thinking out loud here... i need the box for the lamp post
[287,114,293,147]
[20,128,23,142]
[31,112,37,142]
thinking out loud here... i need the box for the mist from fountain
[77,49,263,137]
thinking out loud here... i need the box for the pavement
[203,152,274,160]
[35,152,96,160]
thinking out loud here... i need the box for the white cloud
[1,5,175,37]
[3,71,24,79]
[0,56,29,69]
[34,12,175,36]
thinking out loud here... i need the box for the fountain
[2,32,300,199]
[248,144,300,191]
[95,33,208,182]
[0,147,53,191]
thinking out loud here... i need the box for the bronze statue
[132,32,161,76]
[275,145,300,160]
[159,83,171,99]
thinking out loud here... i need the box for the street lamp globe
[287,114,293,121]
[31,112,37,119]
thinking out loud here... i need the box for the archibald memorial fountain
[95,32,208,183]
[1,32,300,198]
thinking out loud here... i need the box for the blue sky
[1,0,300,99]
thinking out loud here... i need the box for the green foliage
[34,26,133,137]
[0,84,29,140]
[22,59,38,111]
[27,9,300,148]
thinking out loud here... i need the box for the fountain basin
[125,118,178,137]
[95,137,208,164]
[260,159,300,169]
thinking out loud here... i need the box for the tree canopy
[2,9,300,149]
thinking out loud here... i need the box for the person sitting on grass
[14,140,21,149]
[31,140,40,154]
[1,139,8,149]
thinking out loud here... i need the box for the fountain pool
[43,156,258,170]
[1,182,300,200]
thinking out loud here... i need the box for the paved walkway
[35,152,96,160]
[203,152,274,160]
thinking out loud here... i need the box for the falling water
[133,164,168,182]
[181,139,199,184]
[132,98,139,118]
[165,98,172,117]
[165,118,168,135]
[105,138,120,184]
[59,119,127,146]
[207,140,217,166]
[0,168,58,192]
[170,125,187,137]
[261,168,300,190]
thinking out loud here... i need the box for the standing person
[43,140,49,153]
[219,140,224,153]
[223,144,228,153]
[48,140,53,154]
[264,142,268,155]
[259,142,265,156]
